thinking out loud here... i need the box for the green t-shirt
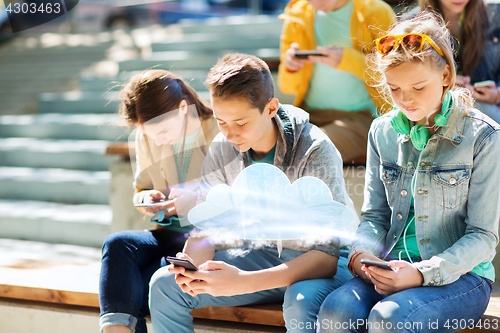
[172,129,200,184]
[249,145,276,164]
[390,198,420,261]
[166,129,200,233]
[304,0,376,114]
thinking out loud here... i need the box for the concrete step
[0,202,110,247]
[38,90,211,114]
[118,49,280,72]
[0,167,110,205]
[0,138,119,171]
[150,33,280,53]
[79,70,208,93]
[38,92,121,114]
[0,114,130,141]
[179,15,283,35]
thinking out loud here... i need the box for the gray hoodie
[199,104,354,257]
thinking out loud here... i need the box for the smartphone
[294,50,326,59]
[134,199,174,208]
[166,256,198,271]
[360,259,393,271]
[473,80,496,88]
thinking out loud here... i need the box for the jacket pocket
[380,164,401,206]
[432,168,471,209]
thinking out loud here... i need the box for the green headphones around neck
[390,91,454,151]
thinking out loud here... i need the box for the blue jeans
[317,272,492,333]
[149,246,353,333]
[99,228,188,333]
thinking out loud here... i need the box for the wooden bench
[1,236,500,332]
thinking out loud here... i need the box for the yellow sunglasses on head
[376,33,445,57]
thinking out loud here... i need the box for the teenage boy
[149,53,356,333]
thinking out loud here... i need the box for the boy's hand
[168,253,200,296]
[308,45,343,68]
[285,43,308,72]
[363,260,423,295]
[180,261,250,297]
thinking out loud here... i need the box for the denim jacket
[350,98,500,286]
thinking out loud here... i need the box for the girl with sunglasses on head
[99,70,219,333]
[316,12,500,333]
[407,0,500,124]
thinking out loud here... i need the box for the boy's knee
[149,266,175,295]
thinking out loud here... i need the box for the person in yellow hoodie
[278,0,395,164]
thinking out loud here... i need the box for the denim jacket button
[401,190,408,197]
[397,213,403,220]
[449,177,457,185]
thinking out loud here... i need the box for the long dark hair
[418,0,488,75]
[119,70,213,125]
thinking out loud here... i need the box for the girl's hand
[135,190,171,216]
[471,83,500,104]
[179,261,250,297]
[455,75,470,88]
[284,43,309,72]
[308,45,343,69]
[351,252,381,283]
[167,187,198,217]
[363,260,423,295]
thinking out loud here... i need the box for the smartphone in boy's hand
[294,50,326,59]
[166,256,198,271]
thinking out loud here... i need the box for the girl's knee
[102,232,129,255]
[317,291,350,326]
[368,301,409,333]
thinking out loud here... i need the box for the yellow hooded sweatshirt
[278,0,395,113]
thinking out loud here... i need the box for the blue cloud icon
[188,164,357,243]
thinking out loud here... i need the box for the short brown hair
[206,53,274,113]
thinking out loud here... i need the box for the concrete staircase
[0,15,286,249]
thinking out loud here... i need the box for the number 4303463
[6,2,61,15]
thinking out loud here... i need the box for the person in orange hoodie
[278,0,395,164]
